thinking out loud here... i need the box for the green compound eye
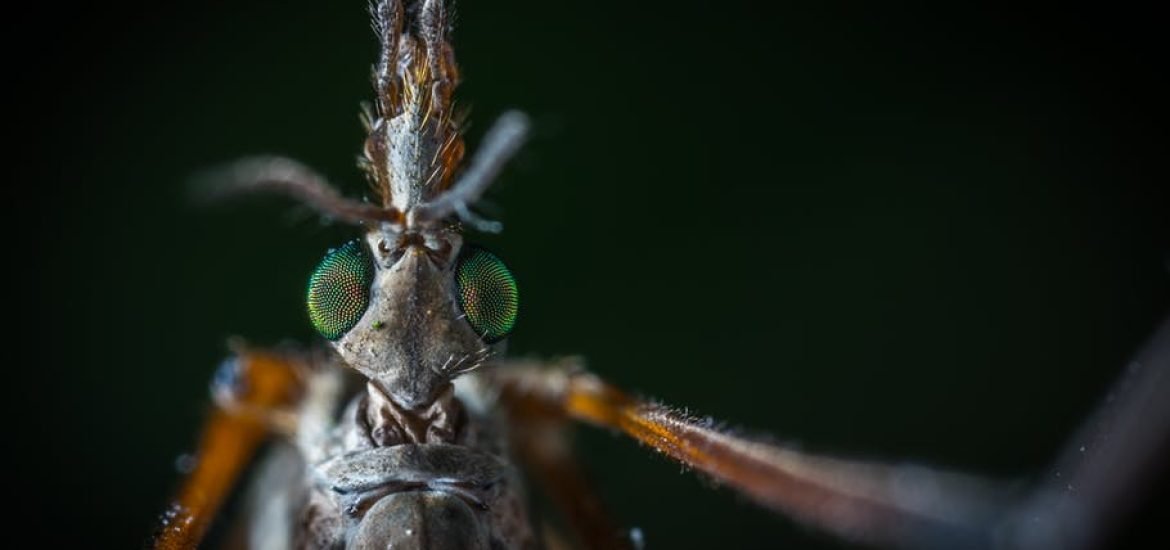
[455,247,519,343]
[306,240,373,340]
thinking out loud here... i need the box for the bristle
[364,1,468,212]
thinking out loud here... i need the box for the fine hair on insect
[150,2,1170,550]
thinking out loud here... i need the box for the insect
[153,1,1170,549]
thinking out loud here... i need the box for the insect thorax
[247,372,533,549]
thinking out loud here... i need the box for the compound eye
[455,247,519,343]
[306,240,373,340]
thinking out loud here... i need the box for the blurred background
[9,1,1168,548]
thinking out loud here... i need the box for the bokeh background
[11,1,1168,548]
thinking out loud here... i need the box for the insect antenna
[194,156,403,226]
[411,110,531,232]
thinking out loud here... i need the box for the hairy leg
[496,358,634,549]
[153,345,316,550]
[490,358,1007,550]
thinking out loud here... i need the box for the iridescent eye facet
[455,247,518,343]
[306,240,373,340]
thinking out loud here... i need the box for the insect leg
[153,345,310,550]
[1002,317,1170,550]
[491,358,1008,550]
[496,358,634,549]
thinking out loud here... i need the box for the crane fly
[154,1,1170,548]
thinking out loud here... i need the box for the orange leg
[498,359,633,549]
[153,347,308,550]
[493,359,1006,549]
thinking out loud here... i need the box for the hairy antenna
[196,156,402,226]
[412,110,531,231]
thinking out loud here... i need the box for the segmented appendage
[361,0,467,212]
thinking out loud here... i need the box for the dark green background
[12,1,1168,548]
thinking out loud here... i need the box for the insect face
[308,224,517,411]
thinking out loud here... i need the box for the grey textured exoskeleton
[222,0,537,546]
[155,2,1170,549]
[167,0,539,547]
